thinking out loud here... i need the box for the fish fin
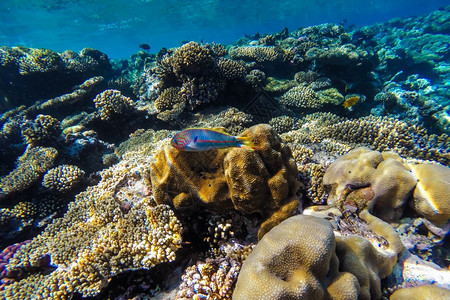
[236,136,260,151]
[211,127,229,134]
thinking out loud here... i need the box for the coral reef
[390,285,450,300]
[42,165,85,193]
[323,147,450,225]
[0,155,183,298]
[21,114,61,146]
[230,46,284,63]
[93,89,135,121]
[150,124,300,239]
[233,211,403,299]
[177,256,241,299]
[0,146,58,200]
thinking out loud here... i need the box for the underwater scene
[0,0,449,299]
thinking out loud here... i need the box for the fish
[342,96,360,108]
[170,128,258,151]
[344,82,353,92]
[139,43,151,50]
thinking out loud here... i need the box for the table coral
[42,164,85,193]
[0,155,183,299]
[0,146,58,200]
[150,124,300,239]
[230,46,283,63]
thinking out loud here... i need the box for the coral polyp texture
[150,124,300,239]
[323,147,450,225]
[0,156,183,299]
[21,114,61,146]
[233,211,403,299]
[93,89,135,121]
[0,146,58,200]
[42,164,85,193]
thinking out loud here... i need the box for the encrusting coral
[42,164,85,193]
[233,211,403,300]
[150,124,300,239]
[0,155,183,299]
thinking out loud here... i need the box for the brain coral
[0,156,182,298]
[323,147,450,225]
[323,147,417,221]
[150,124,300,239]
[233,211,403,300]
[93,89,134,121]
[42,164,85,192]
[0,146,58,200]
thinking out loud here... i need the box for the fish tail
[236,136,260,151]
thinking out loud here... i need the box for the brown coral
[230,46,283,63]
[171,42,214,76]
[0,146,58,200]
[0,155,182,298]
[279,85,322,109]
[93,89,134,121]
[149,124,300,239]
[42,164,85,193]
[217,58,247,81]
[21,114,61,146]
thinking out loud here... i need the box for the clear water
[1,0,448,58]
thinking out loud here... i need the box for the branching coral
[21,114,61,146]
[230,46,284,63]
[93,89,135,121]
[0,155,183,298]
[42,165,85,193]
[279,86,321,109]
[0,146,58,200]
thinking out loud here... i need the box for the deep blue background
[1,0,448,58]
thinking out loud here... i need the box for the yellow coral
[390,285,450,300]
[150,124,300,239]
[0,146,58,199]
[93,89,134,121]
[42,164,85,192]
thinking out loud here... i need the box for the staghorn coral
[230,46,283,63]
[279,85,322,109]
[21,114,61,146]
[177,256,241,300]
[93,89,135,121]
[0,146,58,200]
[0,155,183,299]
[150,124,300,239]
[42,165,85,193]
[233,211,403,300]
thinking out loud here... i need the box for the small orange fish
[342,96,360,108]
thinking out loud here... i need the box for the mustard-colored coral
[233,211,403,300]
[408,163,450,225]
[42,164,85,192]
[155,87,186,122]
[0,155,182,299]
[150,124,300,239]
[171,41,214,76]
[279,86,322,108]
[390,285,450,300]
[21,114,61,146]
[93,89,134,121]
[217,58,247,81]
[230,46,283,62]
[0,146,58,200]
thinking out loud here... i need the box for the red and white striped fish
[170,128,258,151]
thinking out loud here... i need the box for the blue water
[1,0,448,58]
